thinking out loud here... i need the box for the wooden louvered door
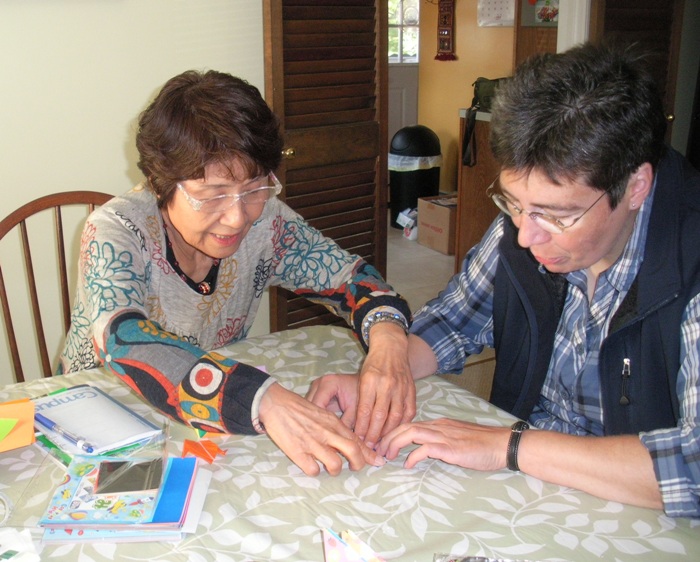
[263,0,388,331]
[589,0,684,142]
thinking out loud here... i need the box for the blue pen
[35,412,95,453]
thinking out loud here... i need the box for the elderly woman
[58,70,414,475]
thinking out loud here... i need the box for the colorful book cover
[39,455,197,530]
[41,467,211,545]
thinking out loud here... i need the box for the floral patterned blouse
[58,184,409,434]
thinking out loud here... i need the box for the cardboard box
[417,196,457,255]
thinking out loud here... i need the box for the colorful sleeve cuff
[251,378,278,434]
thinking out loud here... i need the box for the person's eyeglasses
[177,173,283,213]
[486,178,608,234]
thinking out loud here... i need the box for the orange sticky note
[0,398,36,453]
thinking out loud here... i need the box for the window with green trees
[389,0,419,64]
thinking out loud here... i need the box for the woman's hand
[307,322,416,447]
[259,382,384,476]
[306,373,361,428]
[354,322,415,447]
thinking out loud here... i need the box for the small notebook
[32,384,162,456]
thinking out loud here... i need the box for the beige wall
[1,0,264,207]
[418,1,514,193]
[0,0,267,384]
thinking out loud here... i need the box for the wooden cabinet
[453,112,500,272]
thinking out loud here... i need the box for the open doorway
[388,0,420,145]
[388,66,419,145]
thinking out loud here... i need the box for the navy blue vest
[490,149,700,435]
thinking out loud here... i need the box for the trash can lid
[390,125,441,156]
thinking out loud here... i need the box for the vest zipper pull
[619,358,631,406]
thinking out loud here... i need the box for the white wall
[0,0,269,385]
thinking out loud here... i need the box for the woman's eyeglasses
[178,173,283,213]
[486,178,608,234]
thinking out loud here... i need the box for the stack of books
[39,454,210,544]
[31,384,210,544]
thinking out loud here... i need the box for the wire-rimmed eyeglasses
[177,173,283,213]
[486,178,608,234]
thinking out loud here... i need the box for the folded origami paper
[0,398,35,453]
[181,439,226,464]
[322,528,386,562]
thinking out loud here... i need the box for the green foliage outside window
[389,0,419,64]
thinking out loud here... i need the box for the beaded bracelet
[361,307,409,346]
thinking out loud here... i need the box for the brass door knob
[281,147,296,159]
[666,114,675,122]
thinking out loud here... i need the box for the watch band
[506,421,530,472]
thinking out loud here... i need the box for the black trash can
[388,125,442,228]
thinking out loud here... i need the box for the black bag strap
[463,76,507,167]
[461,104,478,167]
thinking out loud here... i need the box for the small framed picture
[521,0,559,28]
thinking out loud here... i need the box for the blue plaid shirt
[411,186,700,517]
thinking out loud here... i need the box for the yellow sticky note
[0,399,36,453]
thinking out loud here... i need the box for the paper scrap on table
[0,528,41,561]
[322,528,386,562]
[0,399,35,453]
[433,554,527,562]
[182,439,227,463]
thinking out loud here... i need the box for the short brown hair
[136,70,283,207]
[490,42,666,208]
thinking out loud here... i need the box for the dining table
[0,325,698,561]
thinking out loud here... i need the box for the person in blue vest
[308,42,700,517]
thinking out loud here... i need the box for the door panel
[590,0,684,141]
[263,0,388,331]
[388,64,419,145]
[284,123,379,168]
[689,61,700,169]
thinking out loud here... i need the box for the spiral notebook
[32,384,162,457]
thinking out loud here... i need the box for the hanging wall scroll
[435,0,456,60]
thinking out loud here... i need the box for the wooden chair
[0,191,113,383]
